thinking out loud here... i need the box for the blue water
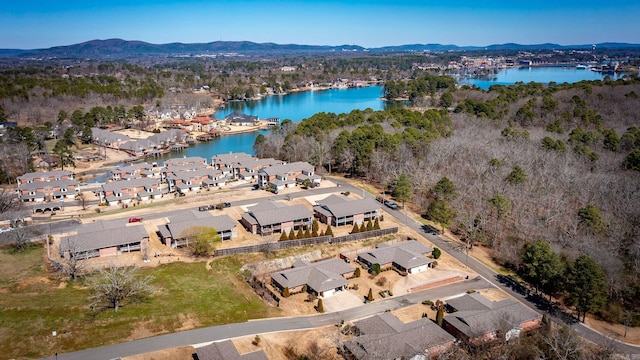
[458,67,625,89]
[215,85,386,121]
[150,86,387,164]
[87,70,630,183]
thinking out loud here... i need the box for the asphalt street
[45,179,640,358]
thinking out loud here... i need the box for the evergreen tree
[325,225,334,237]
[304,228,311,238]
[360,222,367,232]
[354,267,361,277]
[373,218,380,230]
[351,223,360,234]
[279,231,288,241]
[317,298,324,313]
[366,219,373,231]
[296,227,304,239]
[367,288,374,302]
[568,254,607,322]
[283,287,290,298]
[521,239,563,294]
[312,219,319,233]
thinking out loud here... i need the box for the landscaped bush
[422,299,434,306]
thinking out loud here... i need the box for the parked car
[384,201,398,210]
[198,205,214,211]
[128,217,143,223]
[375,196,385,203]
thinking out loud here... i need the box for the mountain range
[2,39,639,58]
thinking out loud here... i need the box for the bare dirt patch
[232,326,344,360]
[122,346,195,360]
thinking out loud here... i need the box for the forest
[254,76,640,325]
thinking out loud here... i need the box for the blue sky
[1,0,638,49]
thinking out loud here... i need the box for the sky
[1,0,639,49]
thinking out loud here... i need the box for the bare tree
[88,263,154,312]
[51,238,90,280]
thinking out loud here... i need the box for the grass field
[0,244,281,359]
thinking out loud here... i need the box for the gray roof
[271,258,354,293]
[342,313,455,360]
[102,178,160,193]
[163,156,207,167]
[196,340,268,360]
[444,293,542,339]
[119,139,156,152]
[60,221,148,254]
[211,152,254,167]
[91,128,131,145]
[315,197,380,218]
[167,214,237,239]
[147,129,188,145]
[246,204,313,226]
[17,170,74,183]
[18,178,78,191]
[258,161,313,177]
[357,240,433,269]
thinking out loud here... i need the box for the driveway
[322,290,363,312]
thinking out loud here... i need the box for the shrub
[252,335,261,346]
[317,298,324,313]
[422,300,434,306]
[354,267,361,278]
[371,263,381,275]
[283,287,290,298]
[432,247,441,259]
[376,276,387,286]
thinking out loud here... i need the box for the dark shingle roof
[444,293,542,339]
[271,258,354,293]
[342,313,455,360]
[316,197,380,218]
[246,204,313,226]
[196,340,268,360]
[357,240,433,269]
[60,221,148,253]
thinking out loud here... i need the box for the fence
[214,227,399,257]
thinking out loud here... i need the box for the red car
[128,217,142,223]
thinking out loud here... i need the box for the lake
[90,68,626,182]
[151,86,389,163]
[457,66,625,89]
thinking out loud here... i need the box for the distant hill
[1,39,639,58]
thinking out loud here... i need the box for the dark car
[376,196,385,203]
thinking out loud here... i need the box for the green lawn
[0,244,281,359]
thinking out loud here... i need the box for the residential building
[271,258,355,298]
[341,312,455,360]
[313,195,380,227]
[100,178,163,205]
[257,161,319,190]
[159,210,238,247]
[59,219,149,259]
[357,240,434,275]
[196,340,268,360]
[17,170,74,184]
[17,178,79,202]
[240,201,313,236]
[443,293,542,345]
[225,112,259,126]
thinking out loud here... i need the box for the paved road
[49,179,640,357]
[56,278,490,360]
[0,219,80,245]
[330,180,640,355]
